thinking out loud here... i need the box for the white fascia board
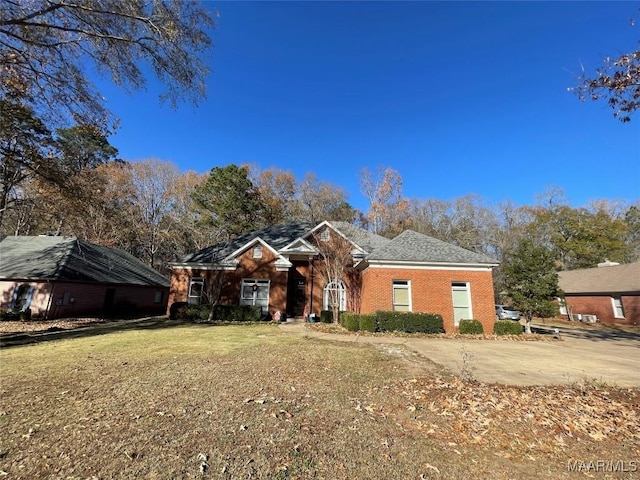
[304,221,368,256]
[364,260,498,271]
[281,237,317,254]
[222,236,279,263]
[169,262,238,271]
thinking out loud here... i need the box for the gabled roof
[173,222,497,269]
[365,229,498,265]
[558,260,640,294]
[178,222,315,264]
[329,221,391,253]
[0,236,169,287]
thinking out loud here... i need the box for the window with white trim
[451,282,472,327]
[557,297,567,315]
[252,245,263,259]
[319,229,330,242]
[323,280,346,311]
[392,280,411,312]
[612,297,624,318]
[188,278,205,305]
[240,279,270,312]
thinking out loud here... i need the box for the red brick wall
[564,294,639,325]
[1,280,167,319]
[360,267,496,333]
[168,247,290,316]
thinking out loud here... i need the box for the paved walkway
[279,320,640,387]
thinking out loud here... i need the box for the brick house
[0,236,170,319]
[168,221,498,333]
[558,260,640,325]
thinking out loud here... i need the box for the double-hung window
[188,278,205,305]
[392,280,411,312]
[240,279,270,312]
[451,282,472,327]
[612,297,624,318]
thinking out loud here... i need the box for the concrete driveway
[280,321,640,387]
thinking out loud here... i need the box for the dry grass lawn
[1,322,638,479]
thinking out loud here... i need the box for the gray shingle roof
[175,223,497,267]
[558,260,640,294]
[330,221,390,253]
[0,236,169,287]
[180,222,316,263]
[365,229,498,264]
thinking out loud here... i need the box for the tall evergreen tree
[191,164,264,240]
[503,239,561,333]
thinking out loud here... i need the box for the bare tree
[360,166,409,237]
[311,225,362,323]
[0,0,215,130]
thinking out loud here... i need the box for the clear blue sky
[98,1,639,213]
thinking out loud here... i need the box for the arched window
[323,280,346,311]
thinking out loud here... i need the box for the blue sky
[98,1,639,213]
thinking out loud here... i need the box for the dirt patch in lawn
[1,324,638,479]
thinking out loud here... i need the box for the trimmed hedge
[320,310,334,323]
[336,311,444,334]
[340,312,360,332]
[359,314,377,333]
[0,309,21,321]
[212,305,264,322]
[376,311,444,334]
[170,303,265,322]
[494,320,523,335]
[459,319,484,334]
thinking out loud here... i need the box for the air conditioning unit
[573,314,582,321]
[582,314,598,323]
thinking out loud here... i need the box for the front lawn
[1,323,637,479]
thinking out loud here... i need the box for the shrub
[320,310,333,323]
[358,314,376,333]
[340,313,360,332]
[169,301,188,320]
[375,311,403,332]
[376,311,444,334]
[212,305,263,322]
[0,309,21,321]
[494,320,523,335]
[170,303,264,322]
[459,319,484,334]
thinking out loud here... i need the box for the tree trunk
[524,313,533,334]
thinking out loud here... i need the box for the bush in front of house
[0,309,21,321]
[212,305,263,322]
[320,310,334,323]
[170,303,264,322]
[376,311,444,334]
[340,312,360,332]
[494,320,523,335]
[459,319,484,334]
[169,301,186,320]
[358,314,377,333]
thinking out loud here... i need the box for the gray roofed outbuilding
[558,261,640,295]
[0,236,169,287]
[365,230,498,265]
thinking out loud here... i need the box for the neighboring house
[168,221,498,333]
[557,260,640,325]
[0,236,170,319]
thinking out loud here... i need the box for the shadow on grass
[0,317,236,349]
[532,324,640,343]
